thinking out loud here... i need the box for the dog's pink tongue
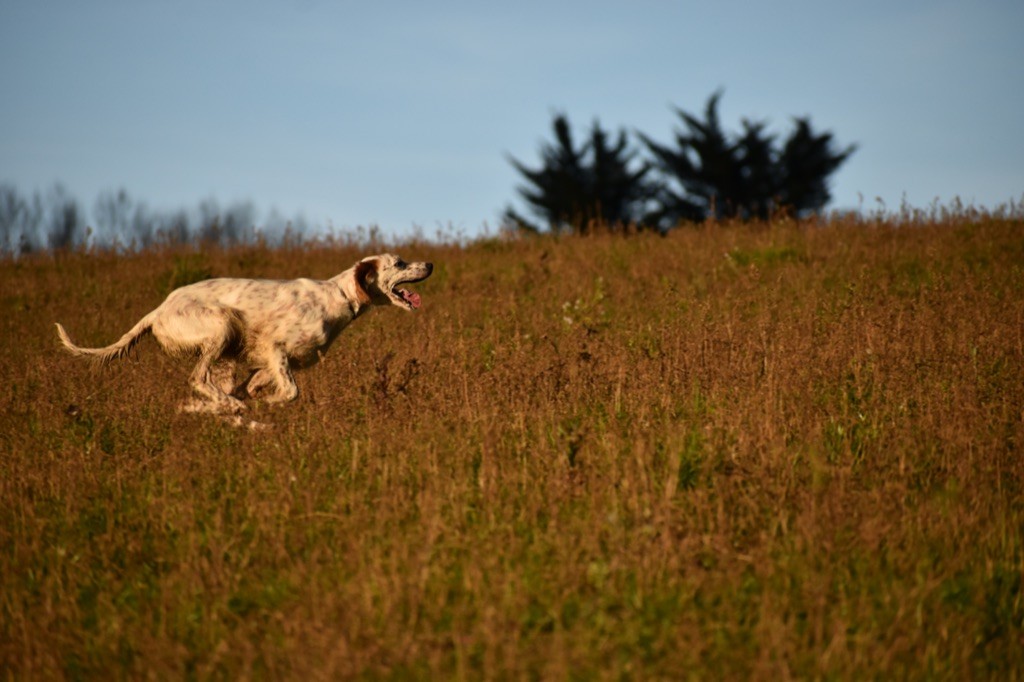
[401,289,421,309]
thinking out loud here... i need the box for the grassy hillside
[2,217,1022,679]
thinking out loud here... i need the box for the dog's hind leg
[210,361,237,395]
[244,348,298,404]
[211,360,258,400]
[180,345,247,415]
[155,303,247,415]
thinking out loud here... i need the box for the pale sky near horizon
[2,0,1022,239]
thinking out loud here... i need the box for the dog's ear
[353,258,378,304]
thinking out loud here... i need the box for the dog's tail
[55,314,154,364]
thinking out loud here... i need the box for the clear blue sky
[2,0,1022,238]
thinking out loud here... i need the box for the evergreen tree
[506,115,655,234]
[776,118,855,215]
[641,92,856,223]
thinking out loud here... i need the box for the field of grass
[2,216,1023,679]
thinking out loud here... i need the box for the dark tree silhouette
[641,91,856,223]
[45,185,83,251]
[506,115,655,234]
[0,184,40,253]
[776,118,855,215]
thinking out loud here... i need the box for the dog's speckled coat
[56,253,432,414]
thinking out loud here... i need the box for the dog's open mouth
[390,273,430,310]
[394,286,422,309]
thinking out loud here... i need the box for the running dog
[56,253,433,415]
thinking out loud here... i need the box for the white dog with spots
[56,253,433,415]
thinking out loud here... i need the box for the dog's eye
[395,259,407,269]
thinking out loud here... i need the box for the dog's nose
[425,262,434,274]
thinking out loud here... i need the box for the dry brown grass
[1,217,1023,679]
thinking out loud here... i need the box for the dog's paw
[178,397,248,415]
[221,415,272,431]
[178,398,208,414]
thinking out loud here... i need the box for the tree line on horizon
[0,186,316,256]
[505,91,857,233]
[1,92,856,254]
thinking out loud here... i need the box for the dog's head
[355,253,433,311]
